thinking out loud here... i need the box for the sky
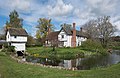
[0,0,120,36]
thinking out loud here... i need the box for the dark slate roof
[8,28,28,36]
[62,27,88,38]
[46,31,60,41]
[62,26,72,35]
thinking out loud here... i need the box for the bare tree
[82,16,116,48]
[97,16,116,48]
[82,19,98,39]
[51,39,60,51]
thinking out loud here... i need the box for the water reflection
[26,50,120,70]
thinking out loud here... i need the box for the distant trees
[5,10,23,29]
[26,35,35,47]
[82,16,116,48]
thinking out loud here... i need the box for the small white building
[46,23,87,47]
[6,28,28,52]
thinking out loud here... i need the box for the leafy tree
[36,18,53,39]
[26,35,35,47]
[60,23,72,29]
[0,27,5,40]
[5,10,23,29]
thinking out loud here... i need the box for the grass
[26,47,97,59]
[0,51,120,78]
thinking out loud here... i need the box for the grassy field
[0,51,120,78]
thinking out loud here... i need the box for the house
[46,23,87,47]
[6,28,28,52]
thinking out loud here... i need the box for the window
[14,36,17,38]
[62,35,64,38]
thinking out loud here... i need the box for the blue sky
[0,0,120,36]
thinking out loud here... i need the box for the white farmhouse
[6,28,28,52]
[46,23,87,47]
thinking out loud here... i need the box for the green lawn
[26,47,96,59]
[0,51,120,78]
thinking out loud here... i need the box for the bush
[81,39,106,54]
[7,46,15,52]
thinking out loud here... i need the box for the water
[26,50,120,70]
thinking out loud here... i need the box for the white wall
[77,37,87,46]
[58,30,67,41]
[10,36,27,42]
[11,43,26,51]
[6,31,10,42]
[58,30,72,47]
[66,35,72,47]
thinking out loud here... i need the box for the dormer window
[14,36,17,38]
[62,35,64,38]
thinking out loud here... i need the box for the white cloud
[74,8,91,19]
[47,0,73,16]
[86,0,118,16]
[0,0,120,36]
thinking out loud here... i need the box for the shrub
[81,39,106,54]
[7,46,15,53]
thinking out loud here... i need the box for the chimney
[71,23,76,47]
[48,27,51,35]
[80,27,83,32]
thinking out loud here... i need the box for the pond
[26,50,120,70]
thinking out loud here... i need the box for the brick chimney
[80,27,83,32]
[71,23,76,47]
[48,27,51,35]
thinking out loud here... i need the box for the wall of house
[58,29,87,47]
[77,37,87,46]
[11,43,26,51]
[6,31,27,42]
[6,31,10,42]
[58,30,72,47]
[58,30,67,41]
[67,35,72,47]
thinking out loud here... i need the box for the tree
[82,16,116,48]
[5,10,23,29]
[61,23,72,29]
[0,27,5,40]
[51,39,60,51]
[82,20,98,39]
[26,35,35,47]
[97,16,116,48]
[36,18,53,40]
